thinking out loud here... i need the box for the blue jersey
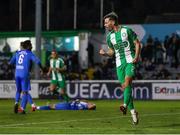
[70,101,88,110]
[54,101,88,110]
[10,50,41,78]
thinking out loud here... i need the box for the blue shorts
[15,76,31,92]
[55,102,71,110]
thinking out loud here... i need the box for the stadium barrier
[0,80,180,100]
[0,81,38,98]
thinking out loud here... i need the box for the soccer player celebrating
[99,12,141,125]
[47,50,69,102]
[10,40,44,114]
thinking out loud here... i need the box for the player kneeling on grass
[36,99,96,110]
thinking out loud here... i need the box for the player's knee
[22,91,28,95]
[125,77,133,82]
[125,77,133,85]
[50,88,54,91]
[48,86,54,91]
[60,89,65,94]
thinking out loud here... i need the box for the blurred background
[0,0,180,81]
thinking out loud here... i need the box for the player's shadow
[142,123,180,129]
[155,123,180,128]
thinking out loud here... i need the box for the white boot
[131,110,139,125]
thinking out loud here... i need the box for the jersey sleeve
[59,58,65,68]
[9,53,16,65]
[106,33,113,49]
[127,28,138,41]
[30,52,41,65]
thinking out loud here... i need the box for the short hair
[23,40,31,46]
[104,12,118,25]
[23,40,32,50]
[20,41,26,49]
[20,42,24,47]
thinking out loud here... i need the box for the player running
[99,12,141,125]
[47,50,69,102]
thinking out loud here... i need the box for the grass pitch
[0,99,180,134]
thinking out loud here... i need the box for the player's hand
[47,72,51,76]
[99,49,106,55]
[55,68,59,72]
[132,57,139,63]
[41,67,47,74]
[52,68,56,71]
[56,68,62,73]
[40,70,44,75]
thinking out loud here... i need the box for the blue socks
[38,106,51,110]
[15,90,21,104]
[27,93,33,105]
[21,92,28,110]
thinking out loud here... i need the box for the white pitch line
[0,112,180,128]
[0,126,179,131]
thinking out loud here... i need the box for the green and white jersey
[106,26,138,67]
[50,57,65,81]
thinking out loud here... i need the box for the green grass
[0,99,180,134]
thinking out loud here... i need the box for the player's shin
[120,85,132,114]
[127,93,139,125]
[27,93,33,104]
[37,106,51,110]
[123,85,132,107]
[27,93,36,110]
[15,91,21,104]
[20,92,28,111]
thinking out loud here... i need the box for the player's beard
[105,27,113,31]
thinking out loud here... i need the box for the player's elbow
[134,40,141,47]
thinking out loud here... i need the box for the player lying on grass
[36,99,96,110]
